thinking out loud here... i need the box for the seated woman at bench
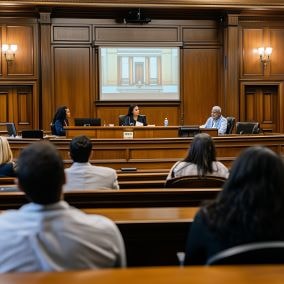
[166,133,229,180]
[121,104,147,126]
[185,146,284,265]
[0,136,16,177]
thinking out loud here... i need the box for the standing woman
[123,104,147,126]
[51,106,71,136]
[0,136,16,177]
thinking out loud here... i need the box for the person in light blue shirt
[0,141,126,272]
[203,106,227,135]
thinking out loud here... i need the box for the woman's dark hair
[184,133,216,176]
[203,146,284,243]
[52,106,68,124]
[126,104,138,116]
[70,135,92,163]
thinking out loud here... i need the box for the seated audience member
[185,146,284,265]
[167,133,229,180]
[122,104,147,126]
[64,135,119,190]
[0,141,126,272]
[0,136,16,177]
[51,106,70,136]
[202,106,227,135]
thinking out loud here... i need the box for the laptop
[6,123,17,137]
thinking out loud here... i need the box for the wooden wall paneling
[52,46,92,119]
[270,29,284,76]
[95,27,179,42]
[53,25,91,43]
[15,86,33,130]
[6,25,36,77]
[0,88,9,122]
[0,26,3,76]
[182,25,221,44]
[262,87,277,132]
[241,28,264,76]
[280,82,284,133]
[240,83,281,132]
[243,87,256,121]
[0,84,36,129]
[182,47,221,126]
[40,12,53,131]
[224,15,239,120]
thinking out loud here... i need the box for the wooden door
[0,86,33,131]
[241,85,278,133]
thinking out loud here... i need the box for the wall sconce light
[258,46,272,68]
[2,44,17,62]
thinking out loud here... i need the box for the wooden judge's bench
[7,127,284,170]
[63,126,218,139]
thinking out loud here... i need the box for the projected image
[99,47,180,101]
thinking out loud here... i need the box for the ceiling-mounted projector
[123,9,151,24]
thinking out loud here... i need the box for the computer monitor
[74,118,101,126]
[21,130,44,139]
[178,126,200,137]
[6,123,17,137]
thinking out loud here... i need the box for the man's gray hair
[212,106,221,113]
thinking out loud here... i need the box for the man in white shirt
[0,141,126,272]
[64,135,119,191]
[202,106,227,135]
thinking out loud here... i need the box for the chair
[6,123,17,137]
[164,175,226,188]
[119,115,126,126]
[50,123,56,135]
[236,122,260,134]
[225,117,235,134]
[207,242,284,265]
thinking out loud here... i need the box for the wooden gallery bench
[0,188,221,209]
[1,265,283,284]
[0,188,220,266]
[83,207,198,267]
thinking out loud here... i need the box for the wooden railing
[7,134,284,170]
[0,188,221,210]
[1,264,284,282]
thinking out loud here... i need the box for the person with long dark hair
[51,106,70,136]
[167,133,229,180]
[185,146,284,265]
[122,104,147,126]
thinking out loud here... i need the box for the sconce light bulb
[10,45,18,52]
[265,47,272,56]
[2,44,9,52]
[258,47,265,56]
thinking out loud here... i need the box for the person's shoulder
[192,208,207,225]
[74,207,119,231]
[215,161,228,169]
[94,165,117,174]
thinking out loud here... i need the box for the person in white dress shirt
[64,135,119,191]
[202,106,227,135]
[0,141,126,272]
